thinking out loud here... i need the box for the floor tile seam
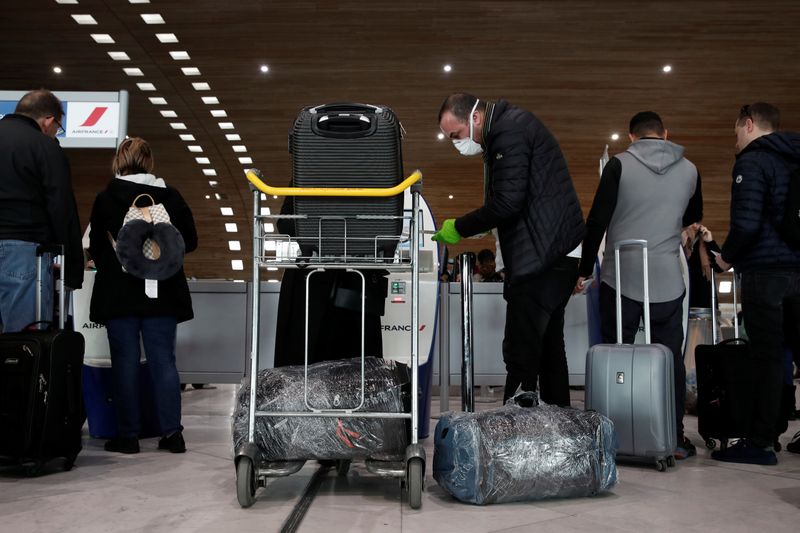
[483,510,588,533]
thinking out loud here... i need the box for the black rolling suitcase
[695,270,753,451]
[0,245,85,474]
[289,103,404,258]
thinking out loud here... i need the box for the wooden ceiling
[2,0,800,279]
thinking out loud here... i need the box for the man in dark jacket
[714,102,800,465]
[576,111,703,460]
[0,89,83,333]
[433,93,585,406]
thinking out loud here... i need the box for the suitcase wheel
[666,456,676,468]
[705,438,717,450]
[655,459,667,472]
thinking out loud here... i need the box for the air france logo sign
[66,102,120,138]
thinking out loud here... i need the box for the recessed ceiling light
[272,195,278,199]
[179,134,195,141]
[210,109,227,117]
[149,97,167,105]
[195,157,210,164]
[220,207,234,216]
[160,110,177,118]
[260,207,271,215]
[443,64,452,72]
[662,65,672,73]
[201,96,219,104]
[238,157,253,164]
[202,169,217,176]
[611,133,620,141]
[137,83,156,91]
[170,51,190,60]
[155,33,178,43]
[205,195,211,199]
[181,67,200,76]
[264,223,275,232]
[129,0,151,4]
[437,132,445,140]
[259,193,267,201]
[267,279,279,283]
[231,260,244,271]
[108,51,130,61]
[187,145,203,153]
[208,180,219,187]
[218,122,234,130]
[71,14,98,25]
[228,241,241,251]
[141,14,165,24]
[90,34,114,44]
[214,193,223,201]
[448,194,454,199]
[192,82,210,91]
[225,133,241,141]
[260,65,269,73]
[123,67,143,76]
[55,0,79,4]
[169,122,186,130]
[225,223,238,233]
[232,145,247,153]
[52,66,62,74]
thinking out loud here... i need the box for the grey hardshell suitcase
[289,103,404,258]
[585,239,677,471]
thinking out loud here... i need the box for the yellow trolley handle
[246,169,422,198]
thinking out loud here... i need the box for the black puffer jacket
[88,177,197,324]
[455,100,585,282]
[721,132,800,272]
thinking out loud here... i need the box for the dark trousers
[502,256,578,406]
[599,282,686,440]
[740,269,800,448]
[106,316,182,438]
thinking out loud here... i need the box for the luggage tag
[145,279,158,299]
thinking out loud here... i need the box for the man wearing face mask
[433,93,585,406]
[0,89,84,332]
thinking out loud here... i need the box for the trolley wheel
[666,455,676,468]
[236,458,257,508]
[655,459,667,472]
[335,459,351,477]
[406,458,424,509]
[705,438,716,450]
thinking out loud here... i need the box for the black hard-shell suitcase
[0,245,85,474]
[695,270,753,451]
[289,103,404,258]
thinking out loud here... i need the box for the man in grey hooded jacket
[577,111,703,459]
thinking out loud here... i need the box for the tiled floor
[2,385,800,533]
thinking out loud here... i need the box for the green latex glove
[432,218,462,244]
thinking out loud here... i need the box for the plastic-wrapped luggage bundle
[232,357,409,461]
[433,404,617,505]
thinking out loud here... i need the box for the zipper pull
[38,374,47,393]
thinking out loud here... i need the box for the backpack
[779,165,800,249]
[108,193,185,280]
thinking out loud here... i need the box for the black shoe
[105,437,140,454]
[158,431,186,453]
[674,436,697,460]
[787,431,800,454]
[711,439,777,465]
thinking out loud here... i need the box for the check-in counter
[432,282,595,388]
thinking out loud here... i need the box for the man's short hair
[438,93,487,123]
[15,89,64,121]
[738,102,780,131]
[477,248,495,264]
[629,111,665,137]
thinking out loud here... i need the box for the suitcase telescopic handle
[245,168,422,197]
[613,239,650,345]
[710,268,739,344]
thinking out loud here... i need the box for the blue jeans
[106,316,182,438]
[740,269,800,447]
[0,240,52,333]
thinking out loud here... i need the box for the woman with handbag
[88,137,197,454]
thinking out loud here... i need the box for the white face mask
[452,100,483,156]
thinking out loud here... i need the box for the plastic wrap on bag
[433,404,617,505]
[232,357,409,461]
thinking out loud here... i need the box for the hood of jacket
[739,131,800,164]
[625,138,685,175]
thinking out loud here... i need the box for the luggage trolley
[235,168,426,509]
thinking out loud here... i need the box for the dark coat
[721,132,800,272]
[455,100,585,283]
[0,114,84,289]
[88,177,197,324]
